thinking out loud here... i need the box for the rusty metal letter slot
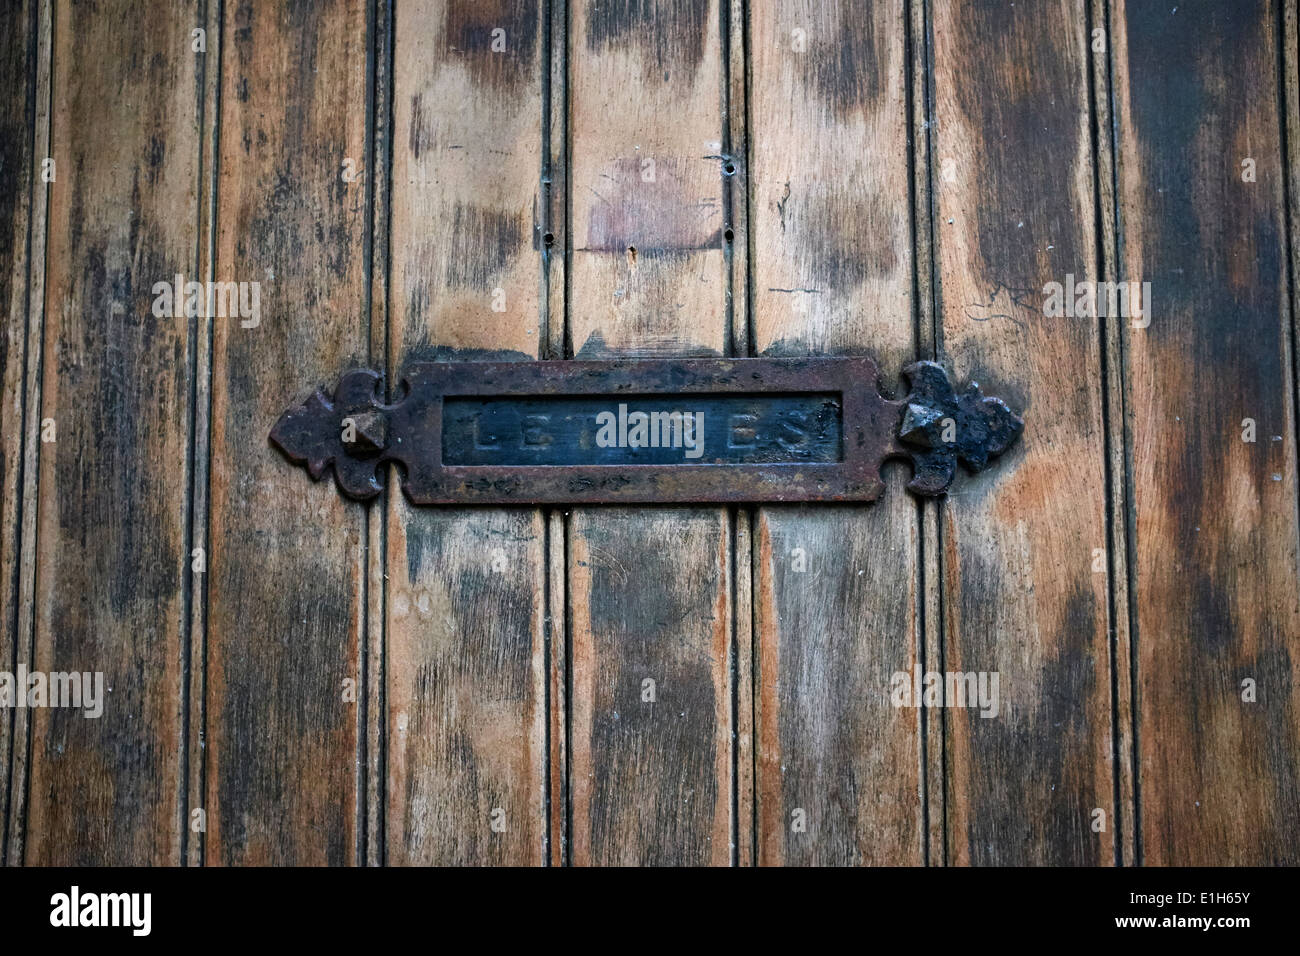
[269,357,1023,504]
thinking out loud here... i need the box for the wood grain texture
[545,8,569,865]
[384,0,548,865]
[363,0,392,869]
[568,0,728,358]
[385,508,546,865]
[567,0,733,865]
[547,510,566,865]
[930,0,1116,865]
[1112,0,1300,864]
[1089,0,1137,869]
[206,0,369,865]
[725,0,753,865]
[0,0,33,857]
[568,508,732,865]
[186,0,222,869]
[24,0,201,865]
[4,0,50,869]
[910,0,945,866]
[748,0,922,865]
[0,0,40,864]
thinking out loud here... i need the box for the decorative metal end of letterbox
[896,360,1025,497]
[269,357,1023,505]
[269,367,390,500]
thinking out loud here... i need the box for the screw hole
[724,229,734,243]
[723,163,736,175]
[543,232,554,247]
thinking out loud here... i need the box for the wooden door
[3,0,1298,866]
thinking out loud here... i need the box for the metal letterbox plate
[270,357,1023,504]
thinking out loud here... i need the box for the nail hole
[543,232,554,247]
[723,163,736,175]
[724,229,734,243]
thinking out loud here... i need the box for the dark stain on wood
[957,579,1102,866]
[206,0,368,865]
[389,511,545,865]
[385,0,548,865]
[583,0,709,79]
[932,0,1115,865]
[22,0,198,866]
[807,6,884,117]
[1117,0,1300,864]
[440,204,527,289]
[444,0,539,92]
[576,512,728,865]
[759,507,920,864]
[951,3,1084,289]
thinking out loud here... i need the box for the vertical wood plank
[567,0,733,865]
[1112,0,1300,864]
[725,0,754,867]
[569,510,732,865]
[546,0,569,864]
[733,506,754,865]
[1089,0,1137,867]
[0,0,41,863]
[24,0,201,864]
[185,0,222,869]
[547,510,566,865]
[748,0,922,865]
[384,0,548,866]
[911,0,945,867]
[4,0,50,868]
[207,0,369,865]
[1288,0,1300,451]
[363,0,393,869]
[930,0,1116,864]
[568,0,728,359]
[1287,0,1300,874]
[750,0,921,869]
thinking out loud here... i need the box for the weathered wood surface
[4,0,1299,866]
[748,0,922,865]
[566,0,734,866]
[0,0,42,865]
[384,0,548,866]
[1112,0,1300,864]
[929,0,1119,865]
[19,0,201,865]
[206,0,370,865]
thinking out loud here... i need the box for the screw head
[343,410,387,456]
[899,402,944,448]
